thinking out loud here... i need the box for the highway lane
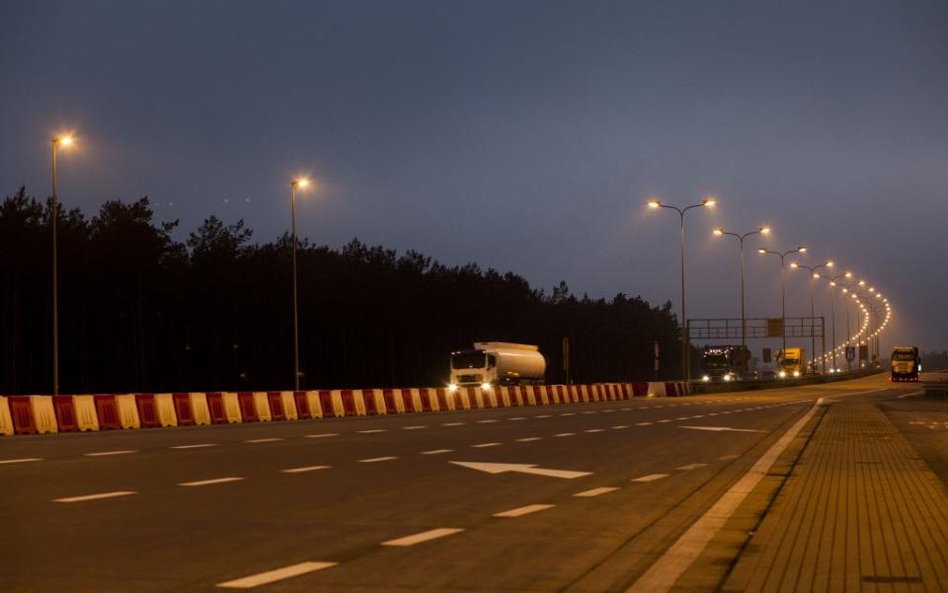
[0,375,914,592]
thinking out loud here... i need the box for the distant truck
[701,345,751,382]
[776,347,806,378]
[890,345,921,382]
[449,342,546,390]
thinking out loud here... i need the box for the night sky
[3,1,947,354]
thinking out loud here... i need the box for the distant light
[790,262,799,268]
[758,248,767,254]
[647,199,661,208]
[293,177,311,189]
[57,135,75,147]
[713,227,724,236]
[703,197,717,207]
[760,226,771,234]
[798,246,807,253]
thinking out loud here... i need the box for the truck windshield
[892,352,917,361]
[451,351,486,370]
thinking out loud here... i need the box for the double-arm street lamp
[713,225,770,356]
[790,260,833,373]
[758,246,806,354]
[647,197,716,381]
[826,272,853,371]
[290,177,311,391]
[50,133,75,395]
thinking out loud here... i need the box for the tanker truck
[449,342,546,391]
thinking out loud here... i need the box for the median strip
[217,561,338,589]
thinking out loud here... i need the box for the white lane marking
[603,409,617,413]
[676,463,709,471]
[358,429,386,434]
[245,438,282,444]
[718,454,740,461]
[442,422,465,427]
[560,413,576,417]
[625,398,822,593]
[535,414,553,419]
[420,449,453,455]
[494,504,555,517]
[636,422,653,426]
[692,415,705,418]
[84,450,136,457]
[358,456,397,463]
[898,391,924,399]
[584,428,605,433]
[217,561,337,589]
[675,417,690,421]
[403,425,427,430]
[171,443,217,450]
[180,477,244,487]
[472,442,502,448]
[554,432,576,437]
[305,433,338,439]
[582,411,597,415]
[575,487,620,498]
[612,425,629,430]
[451,461,591,480]
[0,458,42,465]
[680,426,765,433]
[657,419,672,424]
[476,419,498,424]
[382,528,464,547]
[509,417,527,421]
[281,465,331,474]
[631,473,669,483]
[516,437,543,442]
[54,491,136,503]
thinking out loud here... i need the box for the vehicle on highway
[776,347,806,378]
[890,345,921,382]
[449,342,546,391]
[700,345,750,382]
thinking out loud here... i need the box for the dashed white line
[217,561,338,589]
[402,425,427,430]
[281,465,331,474]
[180,477,244,487]
[84,450,137,457]
[574,487,620,498]
[676,463,709,471]
[584,428,605,433]
[54,491,136,503]
[554,432,576,437]
[382,528,464,547]
[420,449,453,455]
[631,473,670,483]
[636,422,653,426]
[509,417,527,421]
[0,458,42,465]
[582,411,598,415]
[675,417,690,421]
[657,419,672,424]
[245,438,283,444]
[560,413,576,417]
[305,433,338,439]
[535,414,553,419]
[171,443,218,450]
[611,425,629,430]
[358,456,398,463]
[442,422,465,427]
[358,429,387,434]
[477,419,498,424]
[472,442,501,448]
[516,437,543,442]
[494,504,555,518]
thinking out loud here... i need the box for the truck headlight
[778,370,787,379]
[723,373,733,382]
[448,383,458,393]
[793,370,801,378]
[702,375,711,382]
[480,382,492,391]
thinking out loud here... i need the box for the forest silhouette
[1,187,682,395]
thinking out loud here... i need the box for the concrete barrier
[0,396,13,436]
[115,394,141,429]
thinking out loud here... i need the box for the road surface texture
[2,374,945,592]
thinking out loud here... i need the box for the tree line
[0,187,682,395]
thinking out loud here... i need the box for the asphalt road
[1,375,941,593]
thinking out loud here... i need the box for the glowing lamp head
[797,246,807,253]
[647,199,661,209]
[703,197,717,207]
[293,177,311,189]
[826,261,834,268]
[758,248,767,254]
[713,227,724,236]
[790,262,800,269]
[58,135,74,147]
[759,226,771,234]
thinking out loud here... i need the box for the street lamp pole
[758,246,806,356]
[50,134,74,396]
[713,225,770,357]
[827,272,853,372]
[790,260,833,373]
[648,197,716,382]
[290,177,310,391]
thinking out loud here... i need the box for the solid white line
[516,437,542,442]
[304,433,338,438]
[382,528,464,546]
[84,450,137,457]
[172,443,217,450]
[358,456,397,463]
[420,449,453,455]
[494,504,555,518]
[631,473,669,483]
[574,487,620,498]
[245,438,282,443]
[179,477,244,487]
[217,561,337,588]
[281,465,331,474]
[472,442,501,448]
[54,491,136,503]
[0,458,42,465]
[625,400,821,593]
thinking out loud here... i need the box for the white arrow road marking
[217,562,337,589]
[680,426,765,433]
[451,461,592,480]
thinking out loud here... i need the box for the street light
[713,225,770,359]
[647,196,716,381]
[758,245,806,355]
[50,133,75,395]
[291,177,311,391]
[826,271,853,371]
[790,260,833,373]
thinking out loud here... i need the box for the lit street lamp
[291,177,310,391]
[647,197,716,381]
[758,245,806,355]
[713,225,770,358]
[50,133,75,395]
[790,260,833,373]
[826,271,853,371]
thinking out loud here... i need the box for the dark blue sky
[3,1,947,354]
